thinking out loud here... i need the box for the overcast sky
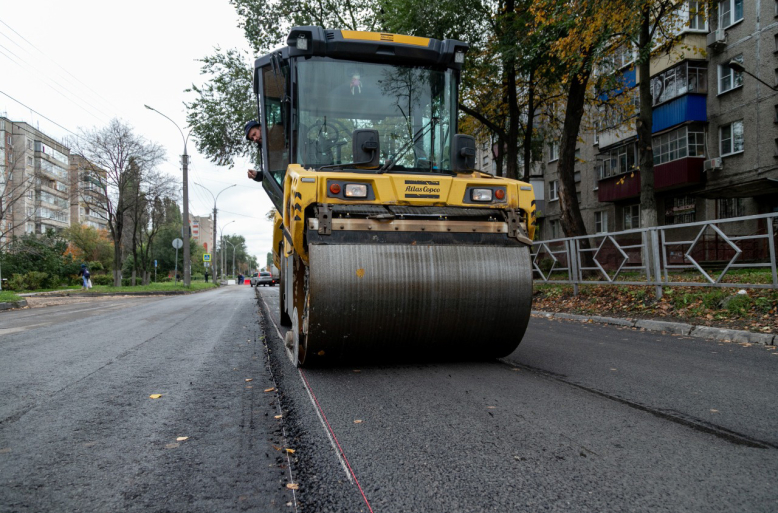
[0,0,277,264]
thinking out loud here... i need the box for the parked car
[251,271,275,287]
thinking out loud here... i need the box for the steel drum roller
[302,244,533,362]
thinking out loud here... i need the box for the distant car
[251,271,275,287]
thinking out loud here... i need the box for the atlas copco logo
[405,180,440,195]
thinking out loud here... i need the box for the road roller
[251,27,537,365]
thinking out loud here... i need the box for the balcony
[654,157,705,191]
[652,95,707,133]
[598,171,641,202]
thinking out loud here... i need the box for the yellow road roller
[251,27,536,365]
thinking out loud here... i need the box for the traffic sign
[172,238,183,249]
[203,253,211,262]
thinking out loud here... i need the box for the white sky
[0,0,276,265]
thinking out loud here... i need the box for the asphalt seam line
[258,291,354,485]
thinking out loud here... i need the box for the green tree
[62,223,114,271]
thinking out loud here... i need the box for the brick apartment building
[0,117,71,244]
[477,1,778,241]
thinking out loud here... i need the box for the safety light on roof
[471,188,493,202]
[345,184,368,198]
[454,50,465,64]
[297,34,308,51]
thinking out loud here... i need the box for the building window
[599,143,637,179]
[549,219,560,239]
[652,61,707,106]
[595,211,608,234]
[720,120,744,156]
[623,204,640,230]
[687,1,707,30]
[549,180,559,200]
[653,126,706,165]
[669,196,696,224]
[548,141,559,162]
[718,55,743,94]
[719,0,743,28]
[718,198,744,219]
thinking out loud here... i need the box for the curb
[532,310,776,346]
[0,299,28,311]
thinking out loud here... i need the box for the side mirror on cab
[451,134,476,172]
[352,129,380,168]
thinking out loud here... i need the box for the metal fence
[531,212,778,298]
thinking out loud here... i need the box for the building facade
[189,214,214,252]
[529,1,778,240]
[0,117,71,245]
[69,154,109,232]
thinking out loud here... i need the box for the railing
[531,213,778,298]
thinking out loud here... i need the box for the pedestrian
[245,120,263,182]
[78,264,91,290]
[204,270,209,283]
[238,272,244,285]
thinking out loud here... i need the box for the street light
[726,60,778,92]
[194,182,236,263]
[145,104,192,286]
[218,220,235,279]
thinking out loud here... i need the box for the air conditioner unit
[703,157,723,171]
[707,28,726,51]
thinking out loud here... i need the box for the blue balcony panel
[652,94,707,133]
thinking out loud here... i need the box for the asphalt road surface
[255,285,778,513]
[2,285,777,512]
[1,286,296,512]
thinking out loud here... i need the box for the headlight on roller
[471,188,493,202]
[345,184,368,198]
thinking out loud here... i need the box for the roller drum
[303,244,533,363]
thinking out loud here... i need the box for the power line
[0,89,81,140]
[0,18,122,117]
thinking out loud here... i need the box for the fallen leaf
[271,445,282,451]
[317,350,325,356]
[487,406,496,409]
[354,419,363,424]
[176,436,189,442]
[245,378,253,382]
[610,368,617,371]
[275,415,283,419]
[165,443,179,449]
[286,483,299,490]
[149,394,162,399]
[710,409,719,413]
[264,387,275,393]
[285,448,296,454]
[246,385,253,389]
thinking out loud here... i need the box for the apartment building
[532,1,778,240]
[0,117,71,244]
[68,154,109,232]
[189,214,214,252]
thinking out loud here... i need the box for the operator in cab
[245,120,263,182]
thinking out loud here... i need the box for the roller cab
[253,27,536,365]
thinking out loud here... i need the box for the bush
[91,275,114,286]
[6,271,49,291]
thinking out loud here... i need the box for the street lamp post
[219,220,235,280]
[727,60,778,92]
[194,183,236,267]
[145,104,192,287]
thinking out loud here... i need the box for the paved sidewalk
[533,310,776,346]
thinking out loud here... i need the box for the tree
[72,119,165,286]
[62,223,114,270]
